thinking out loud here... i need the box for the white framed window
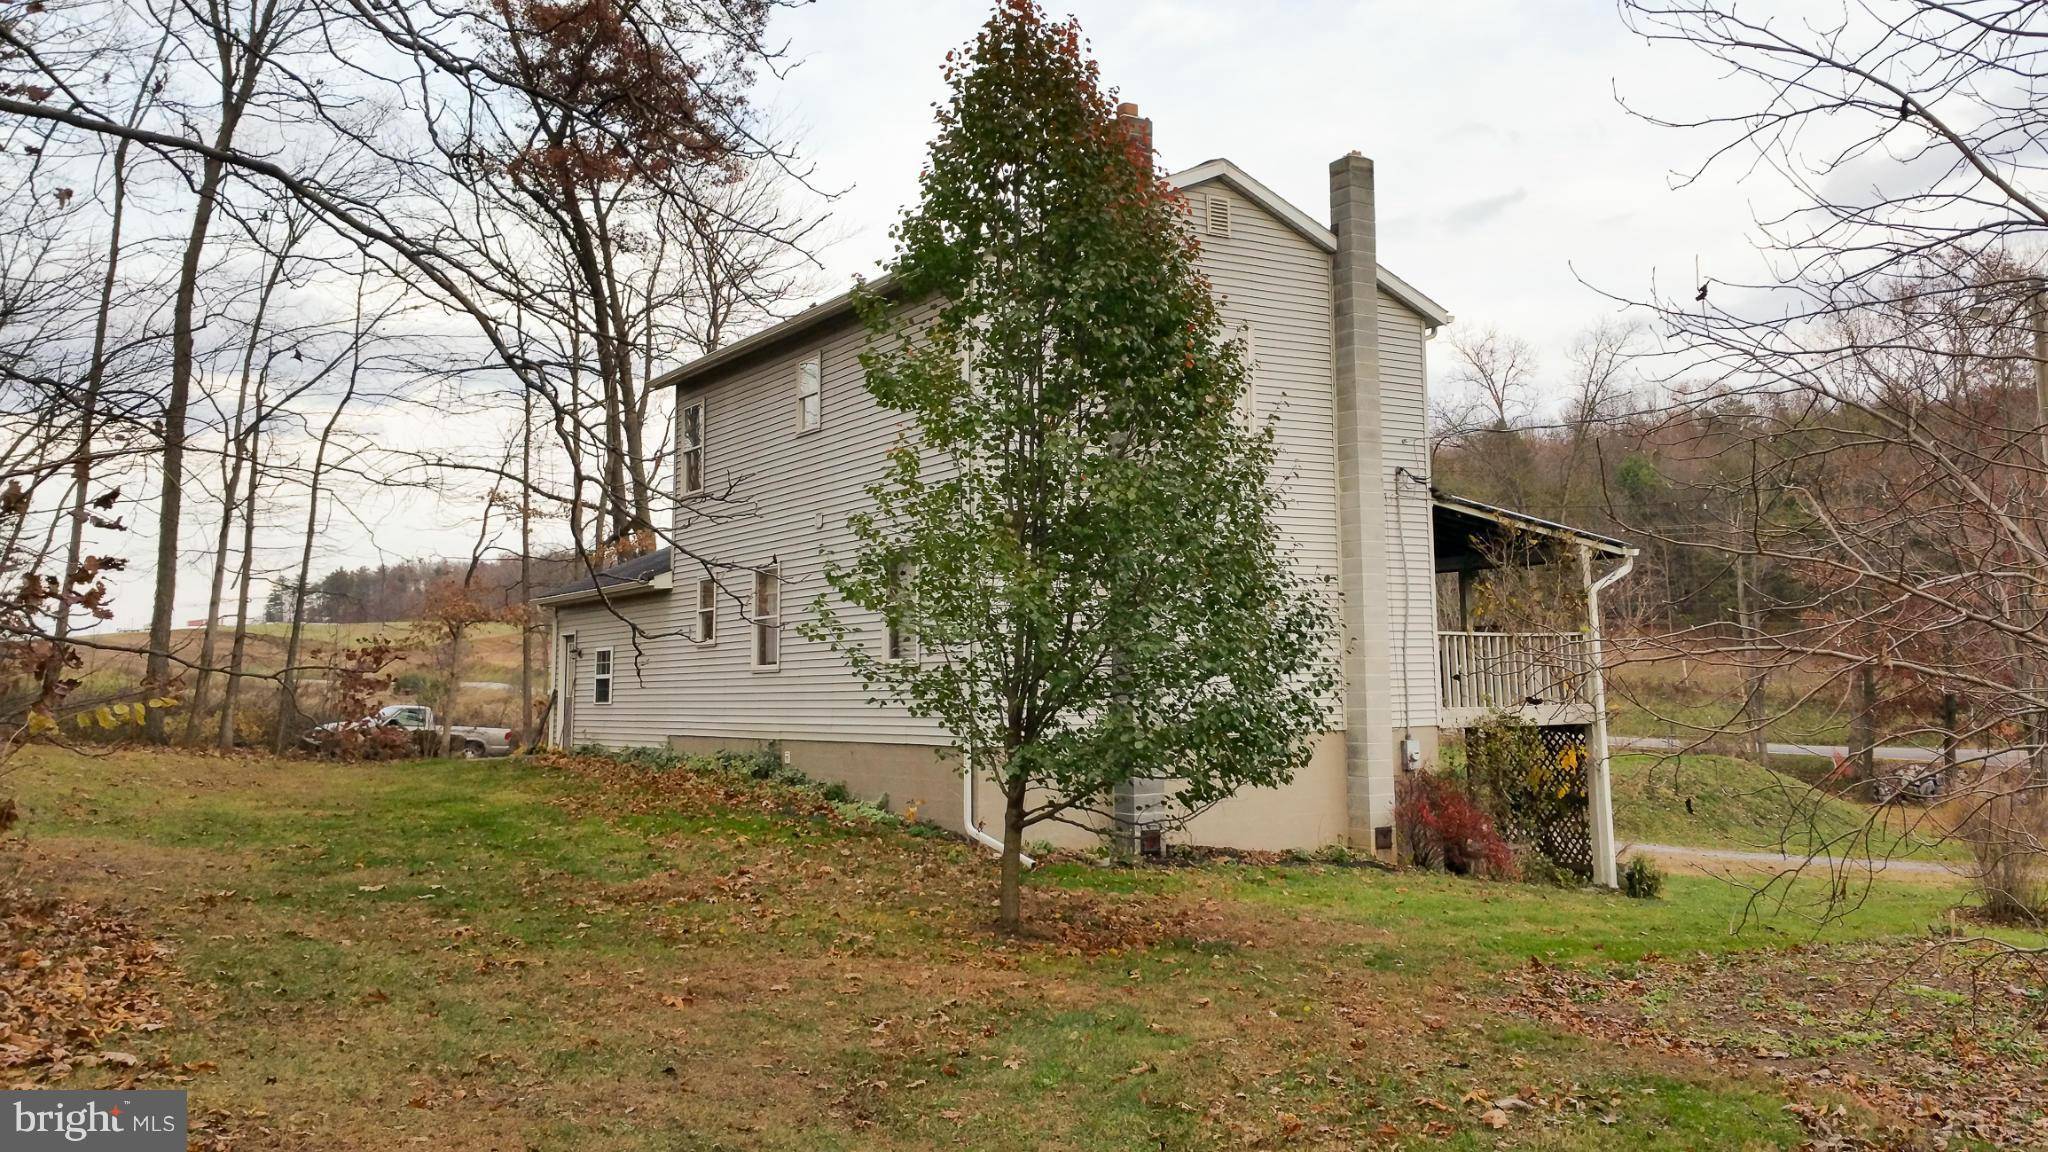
[680,400,706,496]
[1204,193,1231,238]
[592,647,614,705]
[796,352,822,433]
[886,558,918,662]
[751,567,780,669]
[695,577,716,643]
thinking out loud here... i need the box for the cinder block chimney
[1329,151,1396,852]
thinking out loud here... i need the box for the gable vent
[1204,193,1231,238]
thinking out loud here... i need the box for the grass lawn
[1611,753,1967,862]
[1606,659,1859,746]
[2,746,2038,1150]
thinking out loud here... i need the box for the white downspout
[961,744,1033,868]
[1582,545,1634,889]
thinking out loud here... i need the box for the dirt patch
[1502,941,2048,1148]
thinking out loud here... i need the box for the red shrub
[1395,772,1515,879]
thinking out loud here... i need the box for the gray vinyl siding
[1187,182,1346,725]
[1377,294,1439,732]
[553,591,688,748]
[553,180,1445,752]
[660,312,955,746]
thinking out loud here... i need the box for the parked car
[303,704,519,759]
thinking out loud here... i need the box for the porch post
[1580,545,1619,889]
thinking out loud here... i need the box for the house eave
[534,571,674,608]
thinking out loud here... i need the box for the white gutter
[961,744,1033,868]
[1581,547,1636,889]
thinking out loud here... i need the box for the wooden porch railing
[1437,631,1594,719]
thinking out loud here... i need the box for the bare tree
[142,0,307,742]
[1615,0,2048,942]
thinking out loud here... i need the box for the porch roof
[533,547,674,605]
[1431,491,1635,573]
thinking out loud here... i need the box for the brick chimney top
[1115,101,1153,174]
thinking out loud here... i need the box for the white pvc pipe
[1583,547,1635,889]
[961,744,1034,868]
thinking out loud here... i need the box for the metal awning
[1431,491,1635,573]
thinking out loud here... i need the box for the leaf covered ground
[0,745,2041,1150]
[1504,941,2048,1148]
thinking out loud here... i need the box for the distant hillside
[1613,753,1963,861]
[72,621,537,698]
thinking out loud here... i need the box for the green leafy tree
[808,0,1338,932]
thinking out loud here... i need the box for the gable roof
[650,157,1452,393]
[1168,158,1452,329]
[534,547,674,605]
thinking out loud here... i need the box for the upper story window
[592,647,614,705]
[797,353,823,433]
[751,567,781,670]
[695,576,716,643]
[1236,321,1258,427]
[680,401,706,496]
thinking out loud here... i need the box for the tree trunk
[1851,662,1879,782]
[998,778,1027,934]
[187,246,286,742]
[219,417,260,752]
[439,628,462,757]
[274,277,364,752]
[144,0,278,738]
[49,133,139,701]
[1734,554,1768,764]
[143,157,226,741]
[519,388,534,747]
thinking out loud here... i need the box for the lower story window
[592,647,614,705]
[886,558,918,662]
[752,568,780,669]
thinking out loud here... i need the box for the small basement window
[592,647,614,705]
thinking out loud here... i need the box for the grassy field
[72,621,534,692]
[62,622,539,734]
[1610,753,1966,861]
[2,746,2040,1149]
[1606,658,1873,747]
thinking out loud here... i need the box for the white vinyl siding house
[1378,287,1438,737]
[542,147,1479,854]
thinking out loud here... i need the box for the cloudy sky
[763,0,1767,386]
[117,0,1786,629]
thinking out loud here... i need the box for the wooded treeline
[1436,255,2048,765]
[0,0,822,752]
[266,554,586,625]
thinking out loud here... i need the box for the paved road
[1630,841,1965,876]
[1613,734,2024,768]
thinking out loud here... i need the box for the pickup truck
[304,704,519,759]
